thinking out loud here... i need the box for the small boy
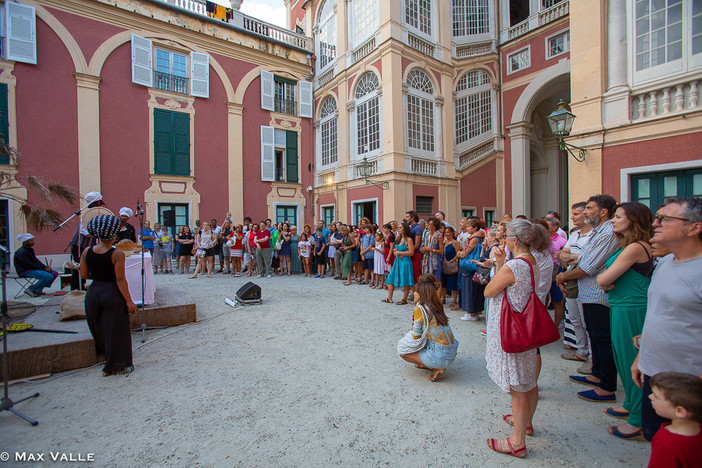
[648,372,702,468]
[159,227,174,274]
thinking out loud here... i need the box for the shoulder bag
[397,305,429,355]
[442,257,459,275]
[563,262,579,299]
[500,258,561,353]
[459,241,482,274]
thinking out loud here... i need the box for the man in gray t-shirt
[632,197,702,441]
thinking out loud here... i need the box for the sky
[210,0,287,28]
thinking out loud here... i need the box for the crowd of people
[11,194,702,464]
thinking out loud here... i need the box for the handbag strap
[516,257,536,294]
[417,304,430,340]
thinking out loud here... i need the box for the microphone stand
[0,244,39,425]
[53,201,92,232]
[131,198,164,343]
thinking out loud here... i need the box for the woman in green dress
[338,225,355,285]
[290,225,301,274]
[596,202,653,441]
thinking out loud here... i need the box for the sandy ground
[2,269,650,467]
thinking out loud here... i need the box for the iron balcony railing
[275,97,297,116]
[153,70,189,95]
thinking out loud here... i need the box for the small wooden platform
[1,286,196,380]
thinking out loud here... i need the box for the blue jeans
[23,269,57,292]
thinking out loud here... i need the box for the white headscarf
[85,192,102,205]
[119,207,133,218]
[17,233,34,244]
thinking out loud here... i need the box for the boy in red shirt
[648,372,702,468]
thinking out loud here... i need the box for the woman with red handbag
[484,219,552,459]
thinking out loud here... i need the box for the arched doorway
[508,59,570,218]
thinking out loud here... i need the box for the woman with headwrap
[79,214,138,376]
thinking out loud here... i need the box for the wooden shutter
[154,109,172,174]
[131,34,153,87]
[260,126,275,181]
[5,2,36,64]
[285,130,298,183]
[299,80,313,118]
[190,51,209,98]
[172,112,190,175]
[261,70,274,111]
[0,83,8,164]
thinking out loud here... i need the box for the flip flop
[396,299,408,305]
[486,438,526,458]
[502,414,534,436]
[381,298,393,303]
[604,408,630,419]
[608,425,644,440]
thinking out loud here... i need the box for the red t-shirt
[254,229,271,248]
[648,422,702,468]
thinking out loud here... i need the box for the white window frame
[349,0,378,50]
[318,96,338,169]
[545,28,569,60]
[461,206,477,218]
[454,70,493,151]
[353,73,382,160]
[405,70,435,158]
[319,204,336,224]
[628,0,702,86]
[506,46,530,75]
[404,0,436,42]
[451,0,493,43]
[351,197,379,225]
[619,160,702,202]
[273,202,301,228]
[316,0,337,74]
[483,207,496,226]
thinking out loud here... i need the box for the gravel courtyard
[2,271,650,467]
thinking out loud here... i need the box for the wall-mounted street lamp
[357,157,389,190]
[547,99,586,162]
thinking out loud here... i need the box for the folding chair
[11,275,39,299]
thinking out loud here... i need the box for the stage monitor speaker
[236,282,261,301]
[162,210,175,226]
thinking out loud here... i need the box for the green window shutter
[154,109,190,176]
[172,112,190,176]
[0,83,9,164]
[285,130,298,183]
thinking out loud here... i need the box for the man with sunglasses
[556,194,619,403]
[631,197,702,441]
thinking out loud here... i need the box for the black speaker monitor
[236,282,261,301]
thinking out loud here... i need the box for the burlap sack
[59,290,87,321]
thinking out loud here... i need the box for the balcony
[153,70,189,95]
[407,33,435,57]
[275,97,297,116]
[457,141,495,171]
[539,0,569,26]
[631,79,701,122]
[230,11,313,52]
[506,0,569,41]
[411,158,438,176]
[351,36,377,65]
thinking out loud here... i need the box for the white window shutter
[299,80,313,118]
[5,1,36,65]
[261,126,275,182]
[190,51,209,98]
[261,70,274,111]
[131,33,153,87]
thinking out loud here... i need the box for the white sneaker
[257,274,262,278]
[267,274,272,278]
[459,313,472,321]
[467,315,480,321]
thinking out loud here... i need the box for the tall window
[320,97,338,167]
[154,109,190,176]
[455,70,492,146]
[317,0,336,71]
[452,0,490,38]
[406,70,435,154]
[634,0,701,81]
[352,0,378,46]
[153,48,188,95]
[275,77,297,115]
[355,73,381,157]
[406,0,432,36]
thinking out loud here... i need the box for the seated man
[13,233,58,297]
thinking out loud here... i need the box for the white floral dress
[485,258,539,393]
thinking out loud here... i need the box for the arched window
[351,0,378,47]
[317,0,336,72]
[452,0,490,38]
[406,0,432,36]
[406,69,435,154]
[320,97,338,166]
[455,70,492,146]
[355,73,381,157]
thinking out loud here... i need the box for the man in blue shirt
[138,220,157,256]
[318,220,330,243]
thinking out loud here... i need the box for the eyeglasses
[654,214,690,224]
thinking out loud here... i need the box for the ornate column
[74,73,102,195]
[602,0,630,126]
[227,102,244,222]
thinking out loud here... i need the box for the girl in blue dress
[383,223,415,305]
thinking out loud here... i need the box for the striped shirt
[576,220,618,306]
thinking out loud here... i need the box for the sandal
[608,425,644,440]
[603,407,630,420]
[428,370,445,382]
[486,438,526,458]
[396,299,408,305]
[343,281,351,286]
[381,298,393,303]
[502,414,534,436]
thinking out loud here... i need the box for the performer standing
[79,215,138,376]
[115,207,137,243]
[69,191,105,290]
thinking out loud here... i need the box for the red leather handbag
[500,258,561,353]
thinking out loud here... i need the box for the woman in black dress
[80,215,138,376]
